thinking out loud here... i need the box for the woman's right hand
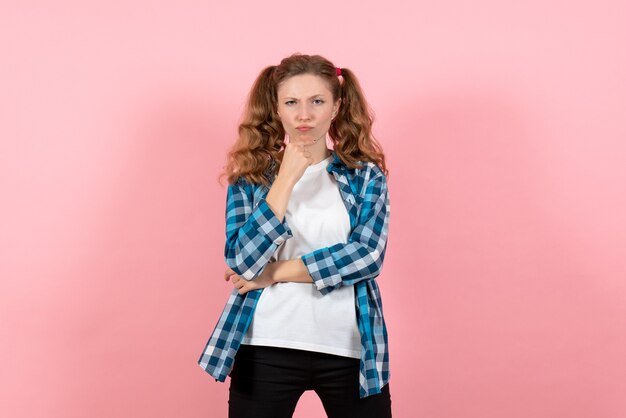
[264,137,318,222]
[276,140,316,186]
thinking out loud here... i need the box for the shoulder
[230,176,266,191]
[361,161,386,177]
[227,177,266,206]
[352,160,387,186]
[342,161,387,204]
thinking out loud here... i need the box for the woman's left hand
[225,266,276,295]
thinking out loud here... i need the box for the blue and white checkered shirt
[198,151,391,398]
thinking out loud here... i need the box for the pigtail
[221,66,286,186]
[329,68,388,177]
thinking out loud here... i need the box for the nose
[296,103,312,121]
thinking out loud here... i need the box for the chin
[290,133,317,142]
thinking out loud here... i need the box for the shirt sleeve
[224,180,293,281]
[300,171,390,295]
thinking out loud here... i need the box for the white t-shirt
[241,154,361,359]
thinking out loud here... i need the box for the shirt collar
[327,150,353,175]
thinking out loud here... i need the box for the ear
[333,98,341,115]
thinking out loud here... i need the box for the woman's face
[276,73,340,145]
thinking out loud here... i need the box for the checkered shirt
[197,151,391,398]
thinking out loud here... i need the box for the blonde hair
[220,53,387,186]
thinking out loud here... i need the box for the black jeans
[228,344,392,418]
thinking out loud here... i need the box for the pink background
[1,1,625,417]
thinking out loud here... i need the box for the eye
[313,99,325,105]
[284,100,296,106]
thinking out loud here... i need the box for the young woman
[198,53,392,418]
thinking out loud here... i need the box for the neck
[307,132,332,164]
[311,149,332,165]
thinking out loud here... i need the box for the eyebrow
[280,94,327,100]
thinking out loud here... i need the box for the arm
[264,174,296,223]
[224,176,295,281]
[224,141,320,282]
[226,259,312,295]
[299,170,390,295]
[271,259,313,283]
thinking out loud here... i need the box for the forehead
[277,73,333,98]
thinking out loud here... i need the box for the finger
[226,268,237,280]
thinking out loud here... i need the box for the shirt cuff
[301,247,342,293]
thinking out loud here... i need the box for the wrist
[275,172,297,189]
[270,259,312,284]
[265,262,279,283]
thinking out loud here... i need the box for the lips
[296,126,313,132]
